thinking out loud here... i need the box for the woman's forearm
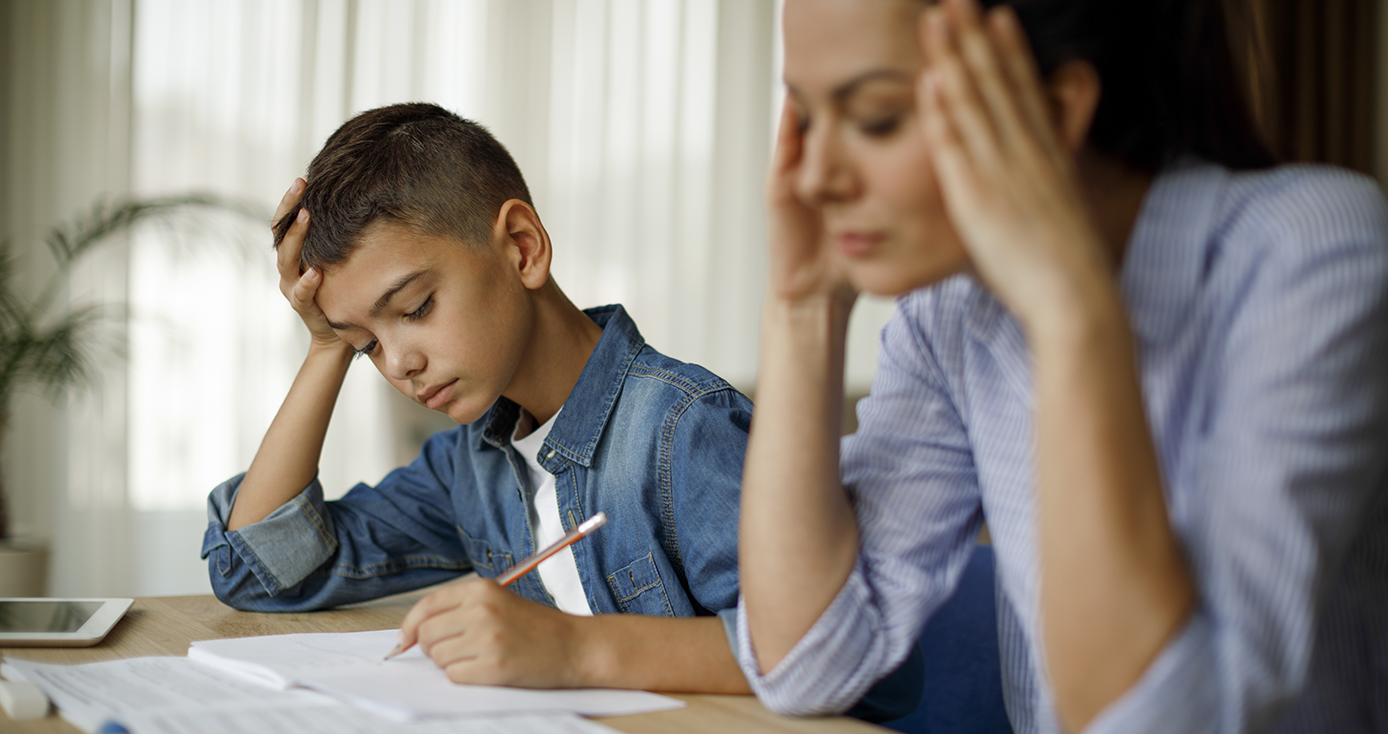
[228,343,354,531]
[1031,285,1195,732]
[739,296,862,672]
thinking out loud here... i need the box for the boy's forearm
[571,615,750,694]
[739,296,861,672]
[228,343,355,531]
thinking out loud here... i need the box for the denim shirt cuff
[201,473,338,595]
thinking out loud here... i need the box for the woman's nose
[795,124,859,206]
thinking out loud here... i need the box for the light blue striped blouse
[736,161,1388,733]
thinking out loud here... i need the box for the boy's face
[313,220,534,425]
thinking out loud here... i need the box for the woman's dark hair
[272,102,533,271]
[980,0,1276,171]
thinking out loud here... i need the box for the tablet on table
[0,598,133,647]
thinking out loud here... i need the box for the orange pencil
[383,511,608,661]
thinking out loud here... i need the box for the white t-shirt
[510,408,593,616]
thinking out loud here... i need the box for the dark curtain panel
[1239,0,1379,174]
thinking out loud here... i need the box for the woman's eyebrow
[785,68,916,107]
[830,69,916,102]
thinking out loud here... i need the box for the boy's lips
[419,380,458,410]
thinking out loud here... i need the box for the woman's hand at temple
[916,0,1113,339]
[766,99,857,309]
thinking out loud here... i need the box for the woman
[736,0,1388,732]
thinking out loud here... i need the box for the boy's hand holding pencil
[386,512,608,680]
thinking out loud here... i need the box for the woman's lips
[835,232,885,257]
[422,380,458,410]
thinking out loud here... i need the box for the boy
[201,102,751,692]
[201,102,919,711]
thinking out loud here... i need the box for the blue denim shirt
[202,304,750,619]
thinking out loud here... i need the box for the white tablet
[0,598,133,647]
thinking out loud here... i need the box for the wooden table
[0,594,884,733]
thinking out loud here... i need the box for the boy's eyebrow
[370,271,428,318]
[324,270,428,331]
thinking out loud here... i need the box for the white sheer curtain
[3,0,799,597]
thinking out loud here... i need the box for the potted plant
[0,195,257,595]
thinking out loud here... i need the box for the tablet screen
[0,600,104,633]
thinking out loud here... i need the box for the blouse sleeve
[1086,172,1388,733]
[736,293,986,715]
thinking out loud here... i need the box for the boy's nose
[384,345,425,381]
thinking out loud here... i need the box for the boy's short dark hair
[273,102,533,270]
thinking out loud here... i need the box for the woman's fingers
[768,99,807,211]
[765,95,850,303]
[925,0,1067,175]
[920,66,981,217]
[943,0,1031,153]
[771,98,804,180]
[987,7,1052,147]
[919,6,996,170]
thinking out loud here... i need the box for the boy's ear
[493,199,551,290]
[1045,59,1101,154]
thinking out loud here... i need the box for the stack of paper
[3,657,619,734]
[2,629,685,734]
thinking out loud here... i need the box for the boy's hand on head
[396,577,586,689]
[274,179,348,352]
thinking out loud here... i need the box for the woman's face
[783,0,969,296]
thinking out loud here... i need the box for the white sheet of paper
[188,629,685,720]
[187,628,403,688]
[117,708,621,734]
[304,656,683,720]
[2,658,621,734]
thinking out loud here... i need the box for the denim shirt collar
[479,304,644,468]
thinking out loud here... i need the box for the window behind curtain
[85,0,788,595]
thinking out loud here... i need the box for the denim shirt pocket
[459,530,514,577]
[606,553,674,616]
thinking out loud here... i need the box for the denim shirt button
[545,450,556,460]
